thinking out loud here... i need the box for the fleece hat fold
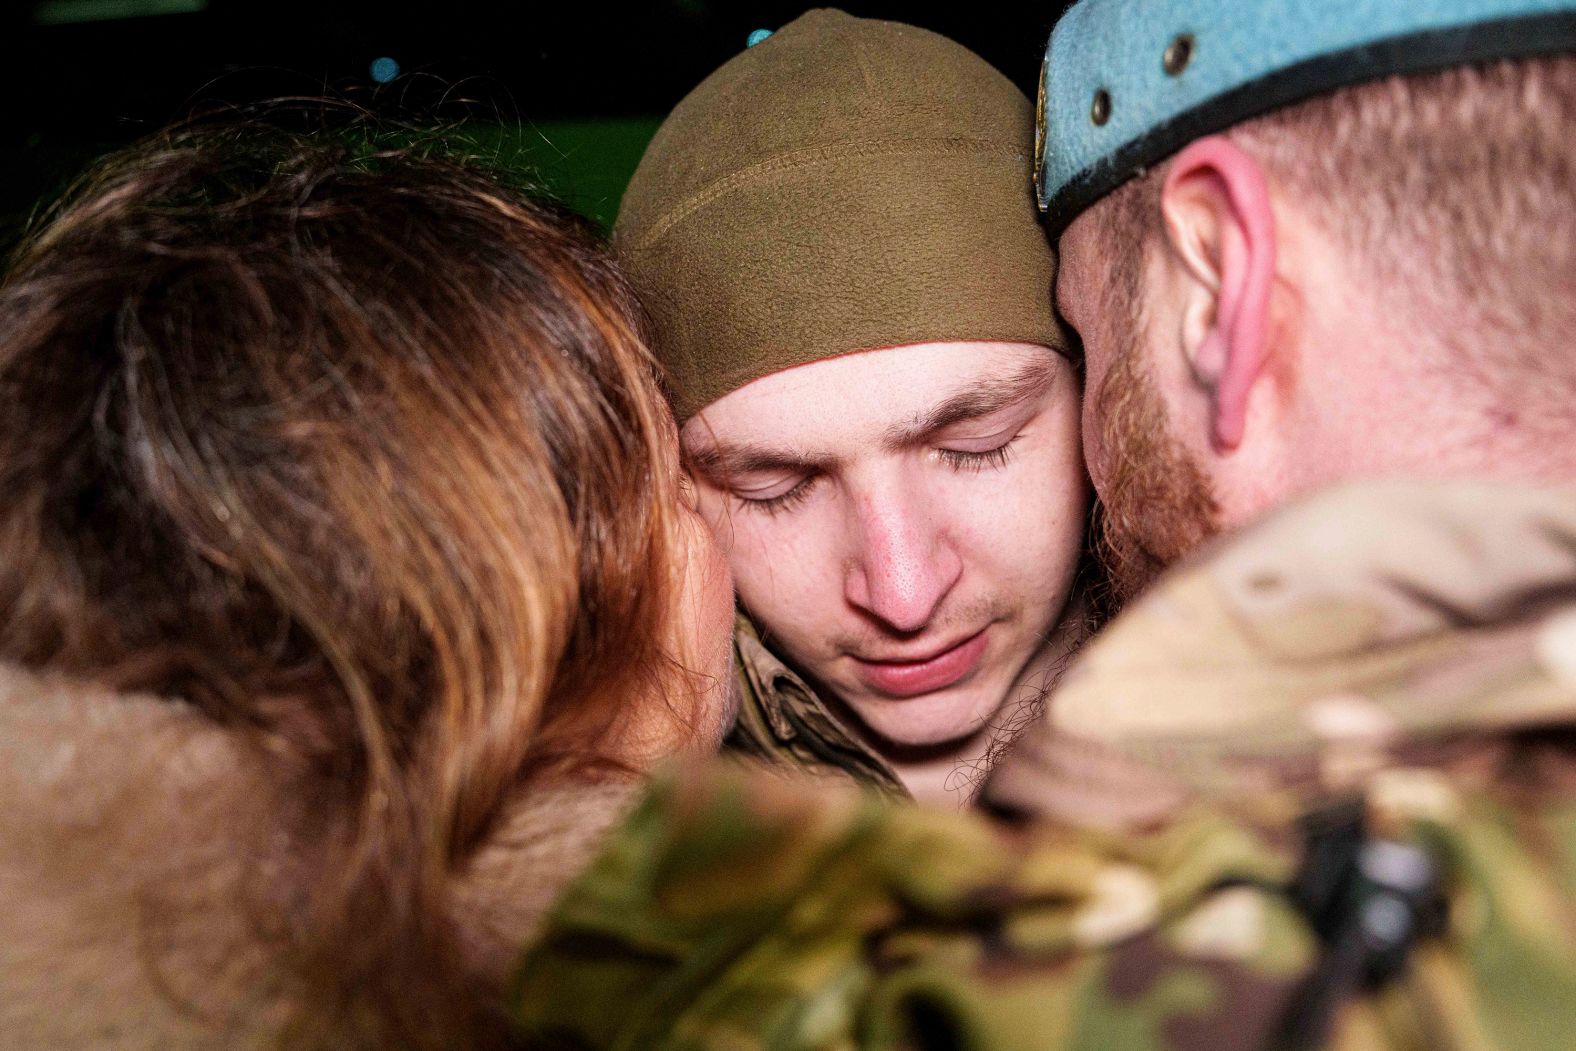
[615,8,1066,422]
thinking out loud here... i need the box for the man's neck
[891,729,1000,806]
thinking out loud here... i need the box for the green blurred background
[458,118,663,229]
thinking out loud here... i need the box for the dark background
[1,1,1071,240]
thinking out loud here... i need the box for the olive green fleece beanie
[614,8,1067,423]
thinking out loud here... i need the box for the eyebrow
[684,439,830,481]
[879,359,1055,450]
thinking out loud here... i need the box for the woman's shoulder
[0,663,289,1050]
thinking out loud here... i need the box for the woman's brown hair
[0,119,692,1047]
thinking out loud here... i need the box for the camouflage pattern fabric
[515,480,1576,1050]
[986,479,1576,816]
[725,612,907,798]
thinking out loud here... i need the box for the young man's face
[682,341,1087,751]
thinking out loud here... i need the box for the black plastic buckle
[1272,798,1449,1050]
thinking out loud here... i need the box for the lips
[852,628,990,699]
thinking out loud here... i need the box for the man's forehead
[681,342,1059,462]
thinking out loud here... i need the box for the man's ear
[1160,136,1276,451]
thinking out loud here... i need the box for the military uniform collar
[728,613,908,797]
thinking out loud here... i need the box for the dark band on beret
[1039,5,1576,236]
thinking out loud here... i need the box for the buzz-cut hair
[1085,53,1576,421]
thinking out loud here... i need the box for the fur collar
[0,662,640,1049]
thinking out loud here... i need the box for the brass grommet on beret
[1091,88,1111,126]
[1163,33,1194,76]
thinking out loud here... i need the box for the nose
[843,488,962,633]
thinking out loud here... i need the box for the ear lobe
[1160,136,1277,451]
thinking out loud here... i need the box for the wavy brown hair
[0,119,690,1048]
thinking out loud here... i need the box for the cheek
[701,503,839,646]
[948,410,1088,584]
[980,479,1087,615]
[1079,353,1115,487]
[676,509,733,645]
[678,510,739,743]
[701,554,737,728]
[1082,409,1107,492]
[693,487,741,558]
[700,528,734,640]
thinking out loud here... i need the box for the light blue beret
[1036,0,1576,232]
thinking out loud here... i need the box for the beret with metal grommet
[1035,0,1576,235]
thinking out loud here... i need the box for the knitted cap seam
[624,135,1027,253]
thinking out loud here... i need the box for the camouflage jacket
[724,612,907,798]
[514,480,1576,1050]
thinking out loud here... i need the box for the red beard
[1089,327,1220,609]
